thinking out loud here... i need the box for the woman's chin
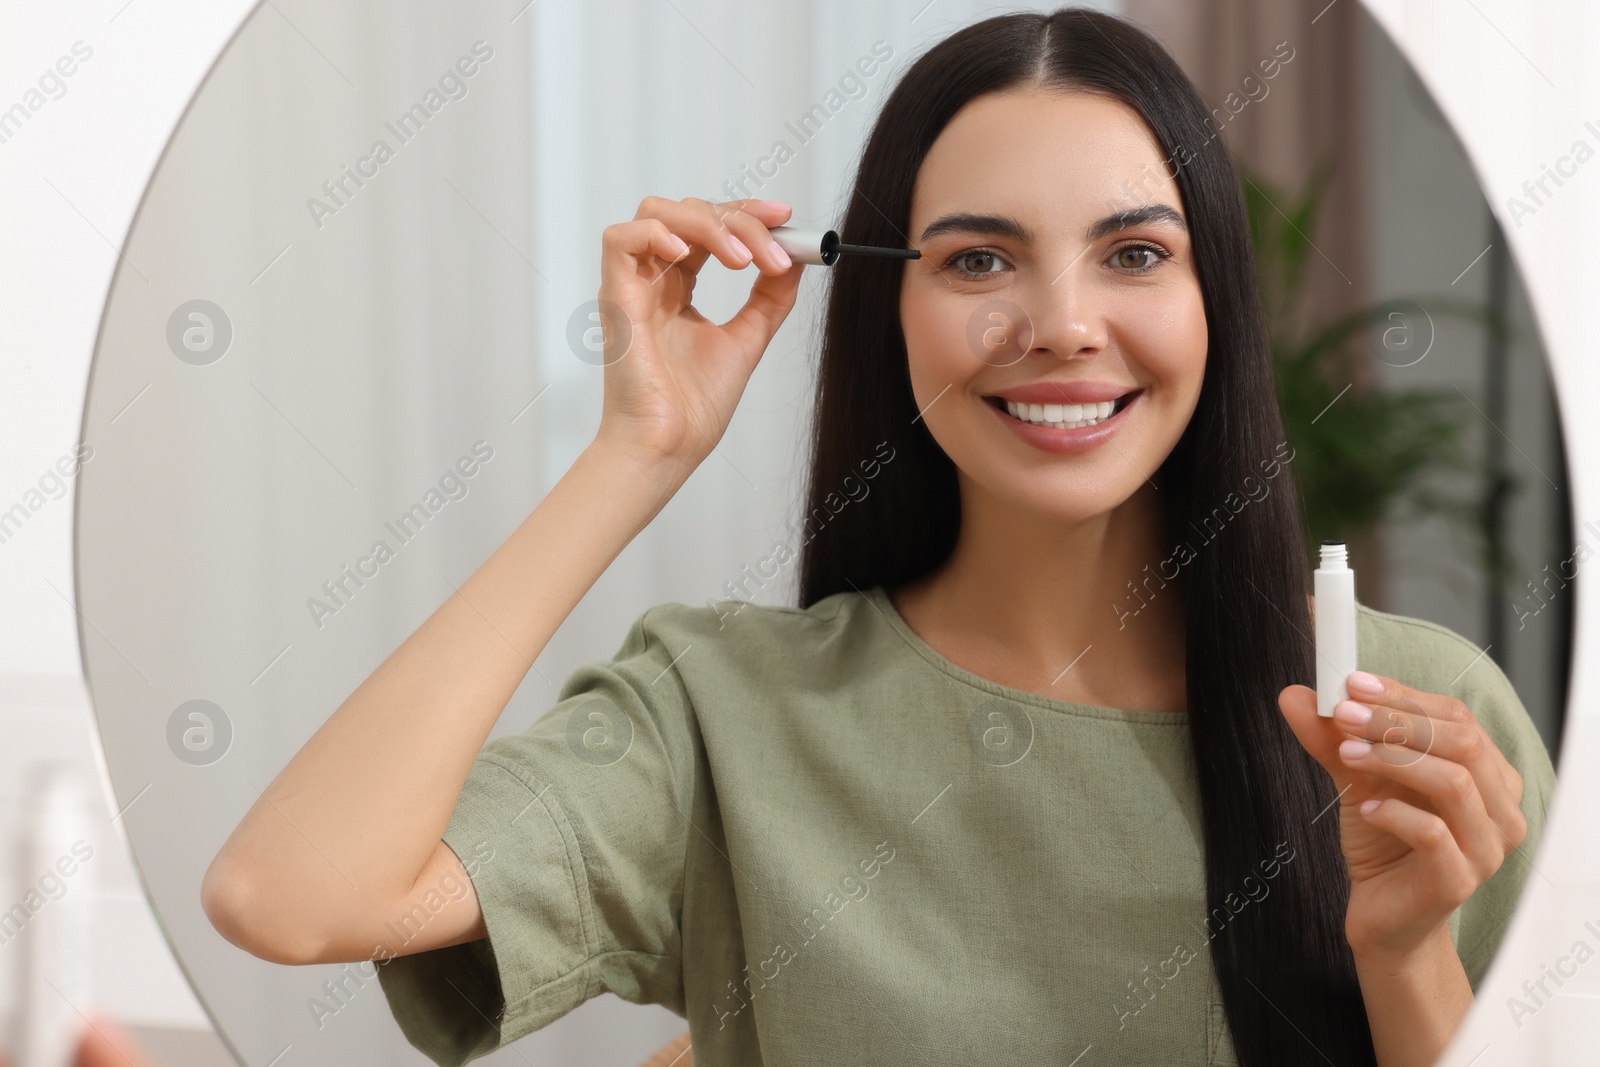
[964,473,1143,527]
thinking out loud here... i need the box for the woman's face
[899,87,1208,525]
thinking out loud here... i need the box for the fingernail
[728,236,752,263]
[668,235,691,259]
[1346,670,1383,696]
[1331,700,1369,726]
[760,199,791,211]
[768,239,792,268]
[1359,798,1380,815]
[1333,700,1372,727]
[1339,737,1373,760]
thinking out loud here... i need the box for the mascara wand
[770,226,921,266]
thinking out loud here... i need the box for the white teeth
[1002,397,1120,429]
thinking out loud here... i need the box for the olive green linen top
[375,586,1556,1066]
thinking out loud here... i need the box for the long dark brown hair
[796,8,1374,1065]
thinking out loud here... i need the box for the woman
[200,8,1555,1066]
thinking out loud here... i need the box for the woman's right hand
[593,196,804,470]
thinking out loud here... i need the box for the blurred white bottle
[16,762,94,1067]
[1314,539,1358,718]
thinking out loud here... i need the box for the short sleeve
[375,604,698,1066]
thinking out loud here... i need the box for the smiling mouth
[982,391,1140,430]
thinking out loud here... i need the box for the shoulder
[571,591,889,726]
[1355,602,1510,704]
[627,588,872,648]
[585,589,877,692]
[559,589,890,713]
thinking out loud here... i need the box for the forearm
[1353,924,1474,1067]
[202,436,689,961]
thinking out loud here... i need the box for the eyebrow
[917,203,1187,245]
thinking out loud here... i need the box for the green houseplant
[1242,162,1517,590]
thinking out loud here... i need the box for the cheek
[1124,286,1208,396]
[900,284,983,398]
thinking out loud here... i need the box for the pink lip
[984,391,1140,455]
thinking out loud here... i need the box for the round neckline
[863,584,1190,725]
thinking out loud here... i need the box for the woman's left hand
[1277,670,1528,964]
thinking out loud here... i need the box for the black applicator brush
[769,226,921,266]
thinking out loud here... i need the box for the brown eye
[942,249,1010,279]
[1111,244,1168,272]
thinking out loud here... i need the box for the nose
[1018,255,1109,361]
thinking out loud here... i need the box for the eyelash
[938,242,1174,279]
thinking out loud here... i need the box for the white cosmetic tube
[767,225,919,266]
[1314,540,1358,717]
[769,226,839,265]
